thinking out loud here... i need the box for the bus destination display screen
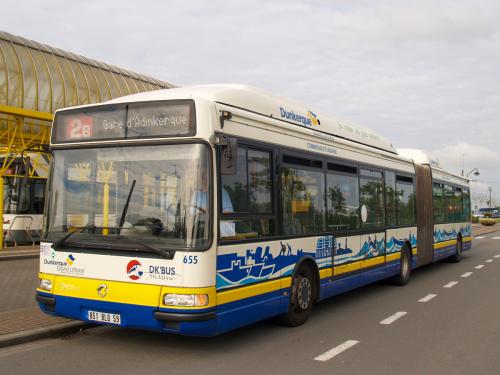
[53,100,195,143]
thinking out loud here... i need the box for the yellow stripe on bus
[463,236,472,242]
[360,256,385,269]
[52,274,162,307]
[217,278,290,305]
[434,240,456,249]
[42,273,217,309]
[319,268,333,279]
[386,252,401,262]
[334,261,361,276]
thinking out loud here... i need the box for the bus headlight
[163,293,209,307]
[39,278,53,292]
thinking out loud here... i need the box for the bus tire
[390,245,411,286]
[449,238,462,263]
[275,264,315,327]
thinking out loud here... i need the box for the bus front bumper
[36,292,218,336]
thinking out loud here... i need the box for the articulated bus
[36,85,471,336]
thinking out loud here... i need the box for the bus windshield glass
[46,143,211,251]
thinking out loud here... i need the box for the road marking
[314,340,360,361]
[418,294,437,303]
[475,236,485,239]
[461,272,473,278]
[492,237,500,240]
[494,255,500,258]
[475,265,485,269]
[486,259,493,263]
[380,311,407,325]
[443,281,458,288]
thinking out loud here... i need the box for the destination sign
[53,100,195,143]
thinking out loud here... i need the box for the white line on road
[314,340,360,361]
[492,237,500,240]
[461,272,473,278]
[380,311,407,325]
[475,265,485,269]
[495,255,500,258]
[486,259,493,263]
[475,236,485,239]
[418,294,437,303]
[443,281,458,288]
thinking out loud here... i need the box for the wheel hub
[296,277,312,310]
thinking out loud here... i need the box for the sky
[3,0,500,206]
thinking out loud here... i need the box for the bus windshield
[46,143,211,251]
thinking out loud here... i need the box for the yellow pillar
[103,183,109,235]
[0,178,3,249]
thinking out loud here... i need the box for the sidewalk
[0,245,40,260]
[0,257,86,348]
[472,224,500,237]
[0,308,84,348]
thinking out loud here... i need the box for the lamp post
[466,168,480,179]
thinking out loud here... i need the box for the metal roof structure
[0,30,175,112]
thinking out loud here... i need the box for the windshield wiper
[52,224,96,250]
[51,224,174,259]
[118,179,136,233]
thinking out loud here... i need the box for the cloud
[430,142,500,175]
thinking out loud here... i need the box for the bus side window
[444,185,455,222]
[463,189,470,221]
[18,179,31,213]
[326,164,359,231]
[282,166,325,235]
[33,180,46,214]
[385,171,396,227]
[220,146,274,241]
[395,176,416,225]
[359,169,384,229]
[433,183,445,223]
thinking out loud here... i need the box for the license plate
[87,310,121,325]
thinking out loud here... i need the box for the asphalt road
[2,234,500,375]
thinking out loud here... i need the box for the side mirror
[220,138,238,175]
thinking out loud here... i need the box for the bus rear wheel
[390,245,411,286]
[449,238,462,263]
[275,264,315,327]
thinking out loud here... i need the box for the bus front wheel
[390,246,411,286]
[275,265,315,327]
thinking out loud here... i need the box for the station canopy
[0,30,175,112]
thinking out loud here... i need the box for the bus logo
[126,260,143,280]
[307,111,320,126]
[97,284,108,298]
[67,254,76,265]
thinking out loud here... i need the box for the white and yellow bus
[37,85,471,335]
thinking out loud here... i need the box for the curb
[473,228,500,237]
[0,321,89,349]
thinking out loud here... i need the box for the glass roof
[0,30,176,113]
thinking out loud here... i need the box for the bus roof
[106,84,398,154]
